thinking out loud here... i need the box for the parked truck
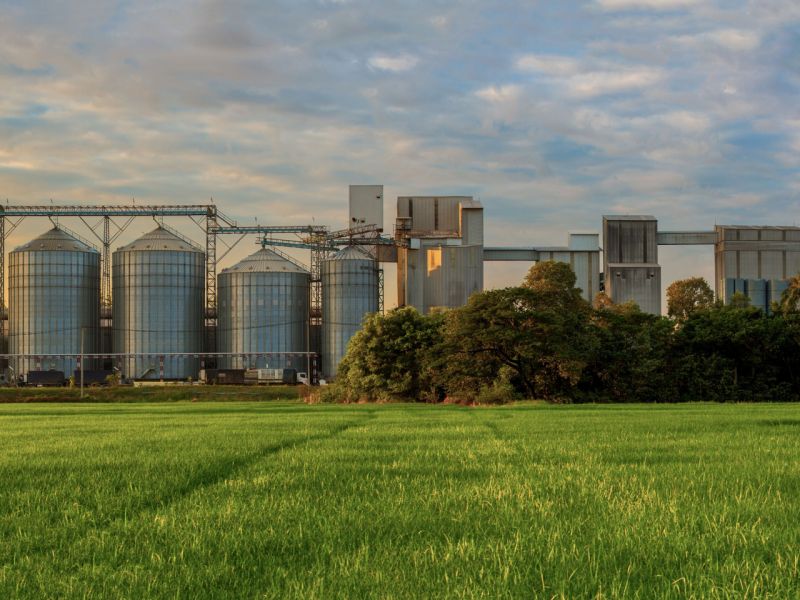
[244,368,298,385]
[200,368,311,386]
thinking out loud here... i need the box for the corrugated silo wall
[9,247,100,377]
[321,255,378,380]
[112,248,204,380]
[217,270,309,370]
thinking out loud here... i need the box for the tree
[730,291,752,309]
[334,307,444,402]
[583,301,675,402]
[593,292,614,310]
[523,260,584,307]
[666,277,714,322]
[672,303,799,402]
[780,274,800,313]
[436,285,592,402]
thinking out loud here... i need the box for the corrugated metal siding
[460,206,483,246]
[572,253,589,300]
[414,200,437,232]
[723,251,737,279]
[423,245,482,313]
[770,280,788,307]
[760,251,784,280]
[738,251,759,278]
[397,197,470,234]
[603,217,657,267]
[746,279,768,311]
[787,252,800,277]
[761,229,784,241]
[321,250,378,380]
[217,270,309,370]
[9,240,100,377]
[437,198,462,233]
[608,266,661,314]
[112,244,205,380]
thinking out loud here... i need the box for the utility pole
[80,327,85,399]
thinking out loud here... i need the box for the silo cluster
[5,225,381,383]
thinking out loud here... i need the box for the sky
[1,0,798,308]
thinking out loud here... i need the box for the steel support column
[205,207,218,319]
[102,216,111,310]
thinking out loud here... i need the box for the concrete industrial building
[394,196,484,314]
[392,207,800,318]
[598,219,800,314]
[602,216,661,315]
[391,195,602,312]
[714,225,800,313]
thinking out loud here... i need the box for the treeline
[323,262,800,403]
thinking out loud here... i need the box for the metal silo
[8,228,100,379]
[112,227,204,380]
[321,246,378,380]
[218,248,310,371]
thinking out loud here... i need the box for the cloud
[566,68,663,97]
[671,29,761,51]
[367,54,419,72]
[515,54,580,76]
[595,0,702,10]
[475,84,522,103]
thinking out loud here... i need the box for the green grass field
[1,401,800,598]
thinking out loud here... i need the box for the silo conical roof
[328,246,373,261]
[221,248,308,274]
[117,226,203,253]
[13,227,98,253]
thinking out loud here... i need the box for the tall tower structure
[602,215,661,314]
[349,185,384,229]
[395,196,484,314]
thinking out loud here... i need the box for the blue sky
[1,0,798,304]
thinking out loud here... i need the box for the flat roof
[715,224,800,230]
[602,215,657,221]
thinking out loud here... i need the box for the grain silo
[112,227,204,380]
[321,246,378,380]
[217,248,310,370]
[8,228,100,379]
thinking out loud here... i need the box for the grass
[1,402,800,598]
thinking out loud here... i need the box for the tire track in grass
[136,410,378,515]
[6,410,379,573]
